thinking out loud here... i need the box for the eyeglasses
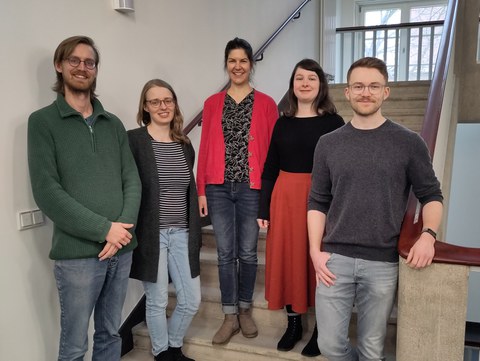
[349,83,385,95]
[145,98,175,108]
[65,56,96,70]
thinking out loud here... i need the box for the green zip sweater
[28,94,141,260]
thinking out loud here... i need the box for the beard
[63,71,96,96]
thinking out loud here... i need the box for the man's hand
[98,222,134,260]
[310,250,336,287]
[98,242,118,261]
[406,232,435,269]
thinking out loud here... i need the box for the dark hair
[136,79,189,144]
[347,57,389,84]
[223,37,254,70]
[285,58,337,117]
[52,35,100,100]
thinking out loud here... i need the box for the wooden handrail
[183,0,311,135]
[336,20,444,33]
[398,0,480,267]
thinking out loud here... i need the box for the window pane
[410,5,446,22]
[364,9,401,26]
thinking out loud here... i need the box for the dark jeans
[206,182,260,314]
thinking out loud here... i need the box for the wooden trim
[336,20,444,33]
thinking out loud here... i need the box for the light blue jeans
[315,253,398,361]
[143,228,201,356]
[206,182,260,314]
[54,251,132,361]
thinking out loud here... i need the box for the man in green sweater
[27,35,141,361]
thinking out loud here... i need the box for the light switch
[20,211,33,228]
[32,209,44,225]
[18,209,45,230]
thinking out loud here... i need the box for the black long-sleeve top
[258,113,344,220]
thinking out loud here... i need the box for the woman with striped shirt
[128,79,202,361]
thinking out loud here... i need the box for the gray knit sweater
[308,120,443,262]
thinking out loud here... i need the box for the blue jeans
[143,229,201,356]
[315,253,398,361]
[54,251,132,361]
[206,182,260,314]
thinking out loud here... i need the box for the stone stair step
[168,289,316,332]
[126,314,396,361]
[129,319,329,361]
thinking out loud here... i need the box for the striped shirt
[151,140,189,229]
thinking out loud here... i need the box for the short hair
[347,57,388,84]
[52,35,100,100]
[224,37,254,71]
[136,79,189,144]
[285,58,337,117]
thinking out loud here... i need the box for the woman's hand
[198,196,208,217]
[257,219,269,229]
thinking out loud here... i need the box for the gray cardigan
[128,127,202,281]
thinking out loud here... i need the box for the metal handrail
[183,0,311,134]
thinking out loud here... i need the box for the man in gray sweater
[307,57,443,361]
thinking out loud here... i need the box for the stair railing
[396,0,480,359]
[183,0,311,134]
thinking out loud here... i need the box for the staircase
[122,81,430,361]
[329,80,431,132]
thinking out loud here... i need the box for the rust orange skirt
[265,170,316,314]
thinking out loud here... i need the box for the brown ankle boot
[238,307,258,338]
[212,314,240,345]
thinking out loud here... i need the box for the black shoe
[154,349,173,361]
[168,346,195,361]
[277,314,303,351]
[301,324,321,357]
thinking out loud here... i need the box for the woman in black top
[257,59,344,356]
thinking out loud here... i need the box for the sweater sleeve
[407,135,443,205]
[196,99,213,196]
[308,138,332,214]
[258,119,282,220]
[28,113,112,242]
[114,119,142,225]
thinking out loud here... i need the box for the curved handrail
[183,0,311,134]
[398,0,480,266]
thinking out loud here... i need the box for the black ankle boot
[301,323,321,357]
[168,346,195,361]
[154,349,173,361]
[277,313,303,351]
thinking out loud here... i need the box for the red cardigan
[197,90,278,196]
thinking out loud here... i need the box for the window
[359,1,447,80]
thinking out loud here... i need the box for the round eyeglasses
[145,98,175,108]
[65,57,96,70]
[349,83,385,95]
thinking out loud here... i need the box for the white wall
[445,124,480,323]
[0,1,319,359]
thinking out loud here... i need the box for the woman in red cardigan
[197,37,278,346]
